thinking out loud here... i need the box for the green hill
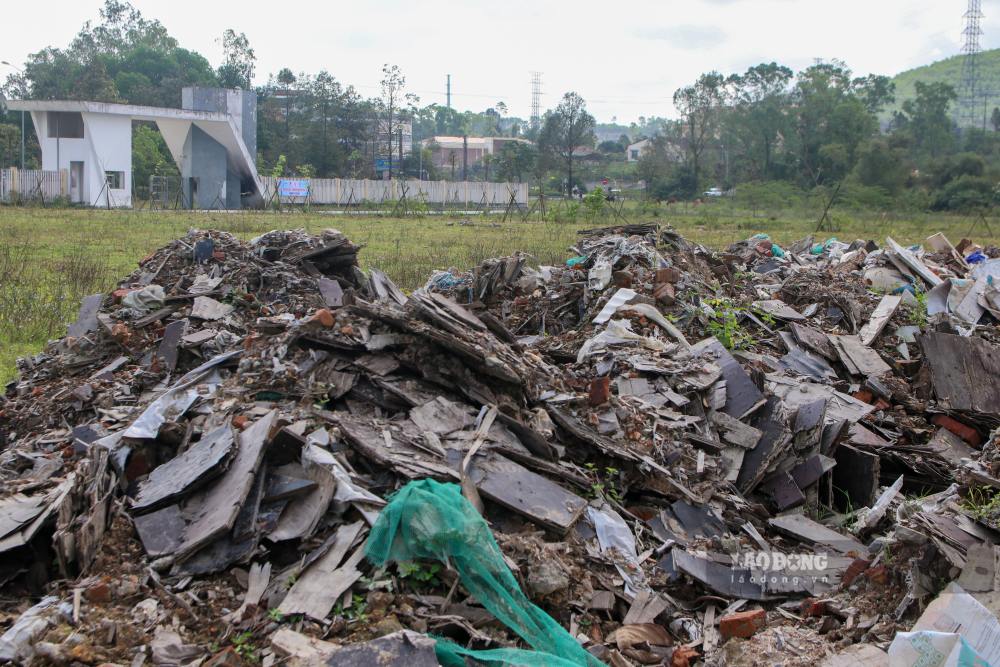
[886,48,1000,126]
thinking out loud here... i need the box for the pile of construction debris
[2,223,1000,666]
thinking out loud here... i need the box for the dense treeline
[644,61,1000,212]
[1,1,997,212]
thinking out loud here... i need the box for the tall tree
[899,82,957,159]
[538,92,596,195]
[727,63,792,180]
[673,72,725,192]
[217,29,255,89]
[791,60,877,185]
[377,64,418,179]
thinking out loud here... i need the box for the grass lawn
[1,205,995,381]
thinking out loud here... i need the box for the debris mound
[3,224,1000,666]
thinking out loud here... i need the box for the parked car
[703,187,724,197]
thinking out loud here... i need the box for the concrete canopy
[6,98,260,208]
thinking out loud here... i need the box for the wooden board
[175,411,276,559]
[768,513,868,556]
[278,521,365,620]
[460,450,588,534]
[829,335,891,377]
[858,295,902,346]
[132,423,235,513]
[693,337,765,419]
[920,332,1000,415]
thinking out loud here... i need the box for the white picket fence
[258,176,528,207]
[0,168,65,203]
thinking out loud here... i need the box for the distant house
[420,136,531,169]
[626,138,651,162]
[626,137,685,164]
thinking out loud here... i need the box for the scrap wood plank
[886,237,943,287]
[692,338,765,419]
[858,295,902,346]
[278,543,365,621]
[736,397,792,494]
[0,476,75,554]
[920,332,1000,415]
[709,410,762,449]
[768,513,868,556]
[279,521,365,619]
[828,335,891,377]
[752,299,806,322]
[270,628,338,665]
[132,423,235,514]
[0,495,48,541]
[175,411,277,560]
[267,452,337,543]
[458,450,588,533]
[790,323,836,360]
[767,374,875,425]
[671,549,770,600]
[67,294,103,338]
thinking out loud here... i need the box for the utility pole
[446,74,451,109]
[398,128,403,178]
[462,135,468,181]
[1,61,25,170]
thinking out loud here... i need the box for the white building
[626,138,652,162]
[7,88,259,208]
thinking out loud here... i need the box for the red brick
[85,580,112,603]
[112,288,132,303]
[612,270,633,288]
[312,308,335,327]
[589,376,611,406]
[655,267,681,284]
[932,415,982,446]
[232,415,249,430]
[852,390,874,404]
[865,565,888,585]
[670,646,699,667]
[719,609,766,640]
[799,597,827,617]
[653,283,676,306]
[840,558,872,587]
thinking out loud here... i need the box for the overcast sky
[2,0,997,123]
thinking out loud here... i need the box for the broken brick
[655,267,681,284]
[613,270,633,288]
[653,283,676,306]
[841,558,872,587]
[670,646,700,667]
[232,415,249,430]
[719,609,766,640]
[84,580,112,603]
[313,308,335,328]
[932,415,982,446]
[865,565,888,586]
[589,376,611,406]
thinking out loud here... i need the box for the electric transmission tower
[960,0,985,128]
[530,71,542,129]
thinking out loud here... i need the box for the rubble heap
[2,224,1000,666]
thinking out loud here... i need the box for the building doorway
[69,161,84,204]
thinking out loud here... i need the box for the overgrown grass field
[1,205,996,381]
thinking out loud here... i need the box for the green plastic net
[366,479,605,667]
